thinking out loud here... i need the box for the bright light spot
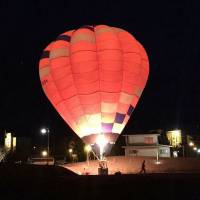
[166,130,182,147]
[69,148,73,153]
[96,134,108,160]
[197,149,200,153]
[173,151,178,158]
[96,134,108,149]
[12,137,16,148]
[41,128,47,134]
[41,150,47,157]
[5,133,12,149]
[189,142,194,146]
[171,130,180,136]
[85,145,92,152]
[193,147,197,151]
[110,141,115,144]
[155,161,161,164]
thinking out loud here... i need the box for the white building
[123,134,171,158]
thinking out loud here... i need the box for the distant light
[193,147,197,151]
[69,148,73,153]
[5,133,12,149]
[173,151,178,158]
[110,141,115,144]
[166,130,182,147]
[85,145,92,153]
[197,149,200,153]
[189,142,194,147]
[13,137,16,148]
[41,150,47,157]
[171,130,180,135]
[41,128,47,134]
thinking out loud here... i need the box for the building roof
[123,133,160,136]
[122,144,172,148]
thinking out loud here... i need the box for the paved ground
[62,156,200,175]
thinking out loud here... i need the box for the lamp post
[40,128,50,164]
[68,148,73,162]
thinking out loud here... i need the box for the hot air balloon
[39,25,149,159]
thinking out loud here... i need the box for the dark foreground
[0,164,200,200]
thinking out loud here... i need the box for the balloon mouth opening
[82,133,119,160]
[82,132,118,145]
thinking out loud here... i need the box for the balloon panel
[39,25,149,144]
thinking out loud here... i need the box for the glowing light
[41,128,47,134]
[41,150,47,157]
[69,148,73,153]
[96,134,108,149]
[189,142,194,146]
[96,134,108,160]
[85,145,92,153]
[193,147,197,151]
[197,149,200,153]
[5,133,12,149]
[12,137,16,149]
[173,151,178,158]
[110,142,115,144]
[166,130,182,147]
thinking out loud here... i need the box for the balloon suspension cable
[91,149,100,161]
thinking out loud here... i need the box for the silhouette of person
[139,160,146,174]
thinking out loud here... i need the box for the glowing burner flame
[96,134,108,160]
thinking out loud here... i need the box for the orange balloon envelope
[39,25,149,145]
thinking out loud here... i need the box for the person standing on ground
[139,160,146,174]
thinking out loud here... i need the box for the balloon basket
[98,159,108,175]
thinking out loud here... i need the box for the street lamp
[41,150,47,157]
[40,128,50,163]
[193,147,197,151]
[156,151,161,164]
[68,148,73,162]
[189,142,194,147]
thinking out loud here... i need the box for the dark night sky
[0,0,200,137]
